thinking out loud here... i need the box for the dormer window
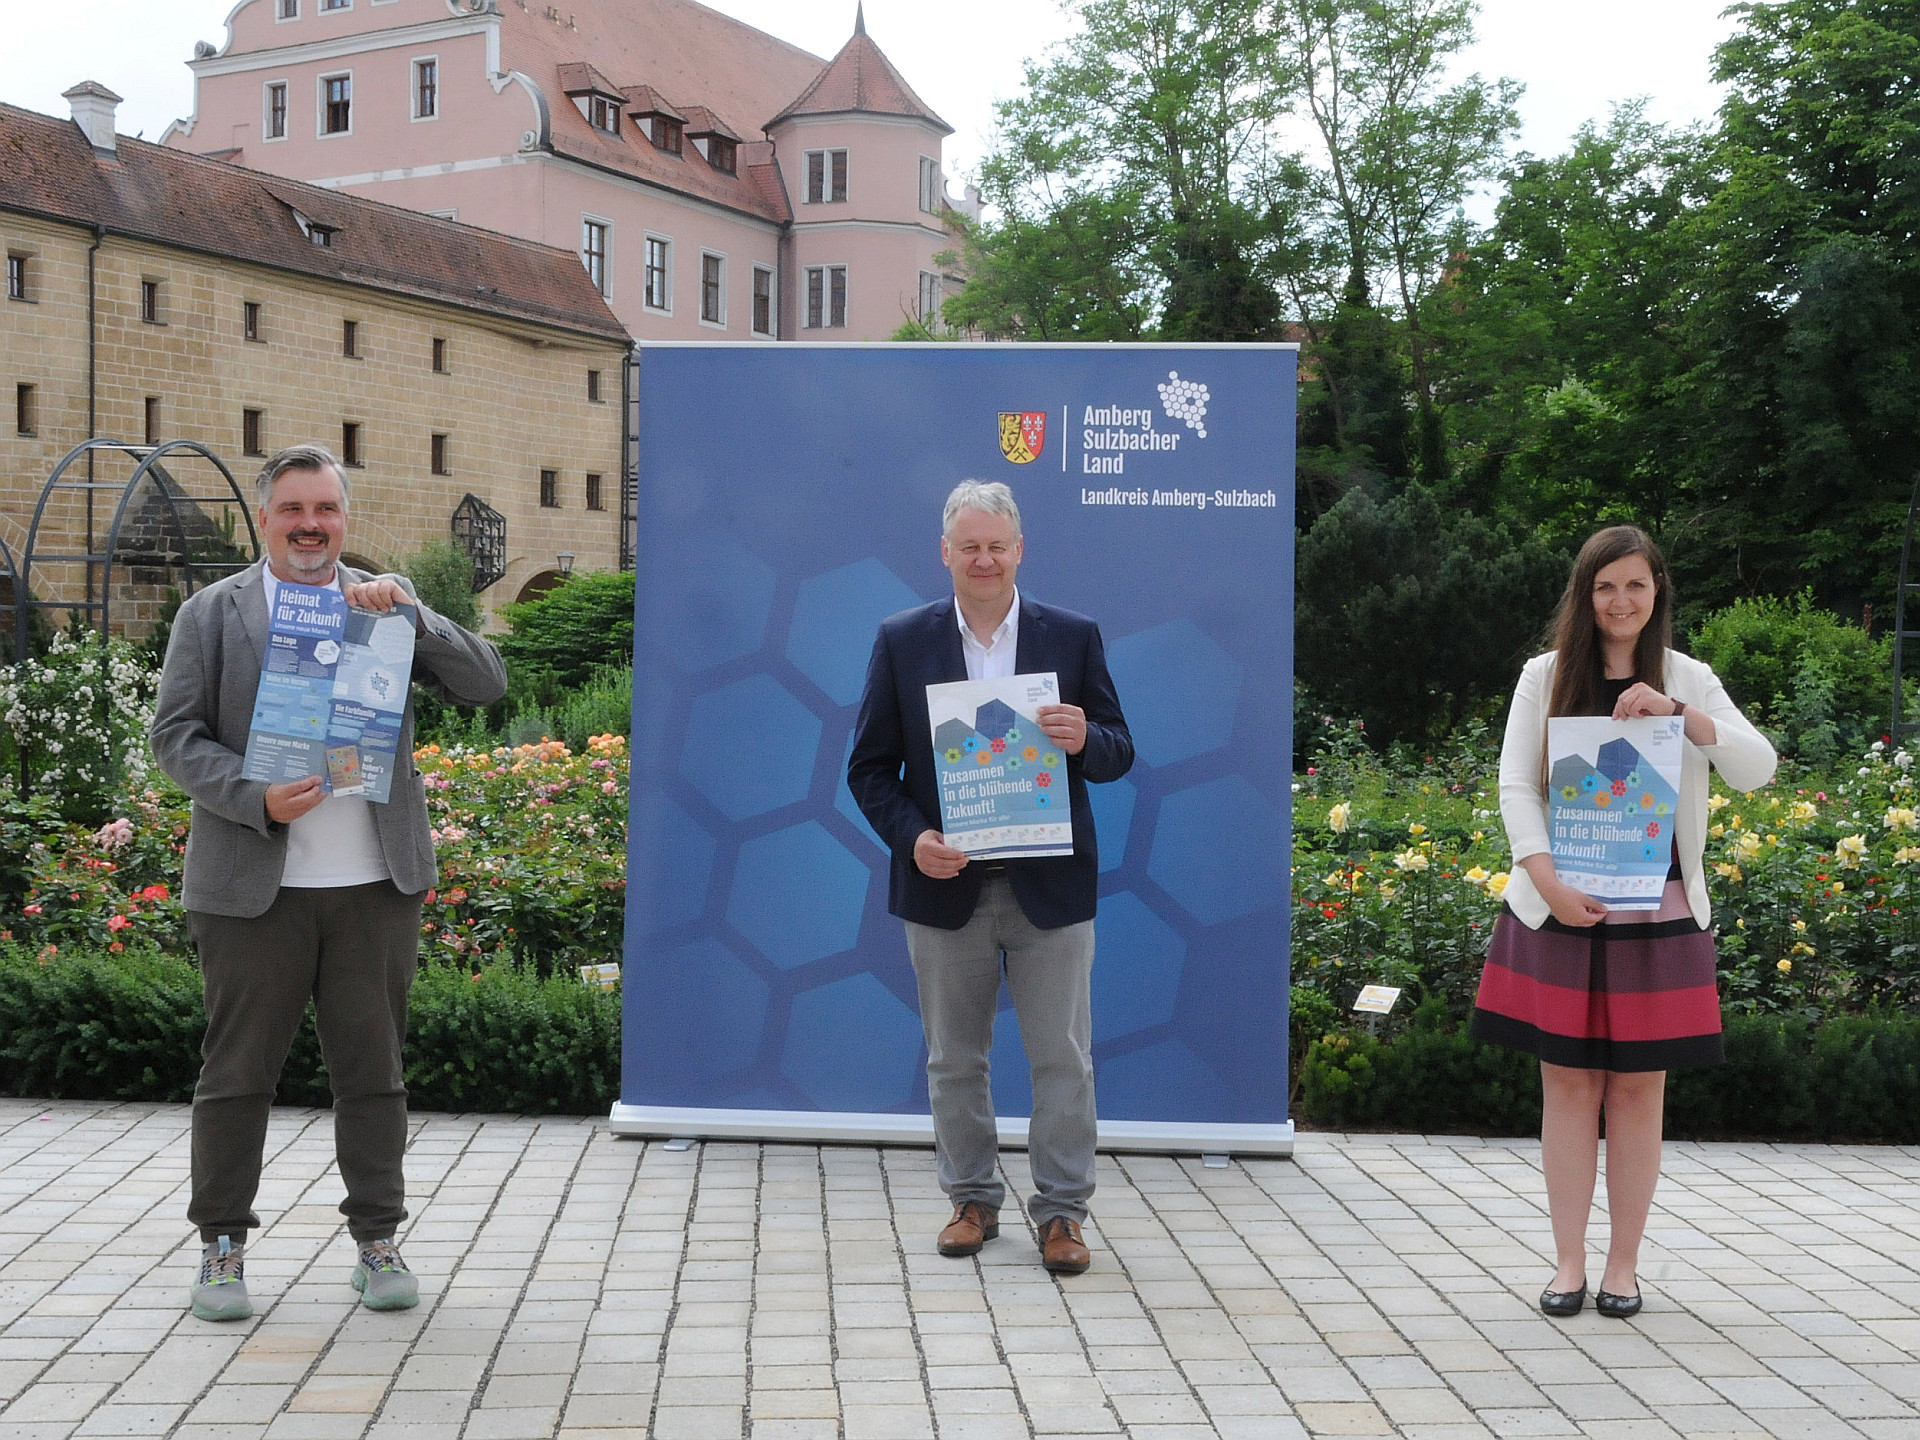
[706,137,736,174]
[651,117,682,154]
[589,94,620,136]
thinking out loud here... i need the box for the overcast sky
[6,0,1739,194]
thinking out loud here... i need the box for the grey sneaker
[351,1239,420,1311]
[189,1235,252,1321]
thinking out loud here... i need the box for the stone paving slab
[0,1103,1916,1438]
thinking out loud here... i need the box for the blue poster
[615,343,1295,1153]
[928,673,1073,859]
[1547,716,1684,910]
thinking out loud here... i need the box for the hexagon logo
[1092,892,1187,1043]
[727,821,870,970]
[1106,619,1243,767]
[680,675,822,821]
[780,973,923,1110]
[785,559,924,706]
[625,938,769,1085]
[1148,775,1287,924]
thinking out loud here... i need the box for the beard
[283,536,335,575]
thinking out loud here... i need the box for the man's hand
[344,577,415,619]
[265,775,326,825]
[1037,703,1087,756]
[914,829,969,879]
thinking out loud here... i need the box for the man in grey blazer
[151,443,506,1321]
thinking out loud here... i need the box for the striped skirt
[1469,881,1724,1072]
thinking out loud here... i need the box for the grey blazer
[151,560,509,918]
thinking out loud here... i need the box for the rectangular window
[580,220,608,295]
[590,95,620,135]
[707,137,736,174]
[644,236,670,310]
[144,396,161,446]
[700,253,724,325]
[752,266,774,337]
[278,0,298,17]
[243,301,261,341]
[539,469,559,508]
[6,254,25,301]
[919,272,942,325]
[242,408,263,456]
[587,369,602,402]
[15,383,35,437]
[804,266,847,329]
[805,148,848,204]
[342,318,359,357]
[414,59,437,119]
[431,432,450,476]
[322,74,351,134]
[919,156,940,213]
[320,0,348,10]
[432,337,448,373]
[652,118,682,154]
[266,81,287,139]
[586,473,604,511]
[341,421,362,467]
[140,279,160,324]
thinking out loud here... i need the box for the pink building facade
[164,0,975,342]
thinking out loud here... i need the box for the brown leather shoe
[1037,1216,1091,1274]
[937,1202,999,1257]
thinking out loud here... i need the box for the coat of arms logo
[998,411,1047,464]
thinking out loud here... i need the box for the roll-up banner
[612,343,1296,1155]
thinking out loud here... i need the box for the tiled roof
[766,29,950,133]
[0,103,628,343]
[679,106,740,142]
[622,85,686,123]
[555,62,625,99]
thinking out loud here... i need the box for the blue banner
[619,343,1295,1145]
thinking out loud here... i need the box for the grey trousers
[187,881,422,1245]
[904,873,1097,1226]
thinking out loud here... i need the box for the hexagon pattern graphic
[780,973,924,1111]
[835,729,889,854]
[1105,620,1243,768]
[649,529,778,673]
[628,794,716,935]
[629,939,769,1084]
[1091,892,1188,1044]
[1085,776,1137,874]
[786,559,924,706]
[680,675,823,822]
[1096,1039,1229,1118]
[1149,775,1288,924]
[726,821,870,971]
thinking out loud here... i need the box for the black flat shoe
[1539,1283,1587,1317]
[1595,1287,1642,1319]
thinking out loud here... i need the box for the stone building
[162,0,974,341]
[2,89,631,631]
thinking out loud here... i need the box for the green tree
[497,572,635,692]
[403,540,479,633]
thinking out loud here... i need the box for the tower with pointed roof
[161,0,966,343]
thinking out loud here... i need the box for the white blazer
[1498,649,1778,931]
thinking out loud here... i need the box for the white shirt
[262,566,392,889]
[957,588,1019,682]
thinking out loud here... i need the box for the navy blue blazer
[847,594,1134,931]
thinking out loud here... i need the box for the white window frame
[275,0,299,22]
[263,79,289,142]
[643,233,672,313]
[918,270,941,325]
[580,215,612,298]
[317,70,352,138]
[587,94,620,137]
[318,0,350,11]
[803,148,849,205]
[411,56,439,122]
[803,264,848,330]
[918,156,940,214]
[698,250,727,329]
[750,264,776,338]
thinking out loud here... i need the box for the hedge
[1299,1001,1920,1142]
[0,945,619,1115]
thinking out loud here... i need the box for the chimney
[64,80,124,154]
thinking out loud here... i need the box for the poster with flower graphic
[926,672,1074,859]
[1546,716,1685,910]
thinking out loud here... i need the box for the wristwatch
[1670,698,1686,718]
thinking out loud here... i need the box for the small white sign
[1352,985,1401,1015]
[579,962,621,991]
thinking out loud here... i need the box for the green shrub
[1689,593,1895,765]
[403,540,481,634]
[1299,1000,1543,1134]
[498,572,635,692]
[0,944,621,1116]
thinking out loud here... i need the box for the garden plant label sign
[926,672,1074,859]
[241,582,416,802]
[1545,715,1684,910]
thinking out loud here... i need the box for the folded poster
[1545,715,1684,910]
[241,583,416,802]
[926,671,1074,860]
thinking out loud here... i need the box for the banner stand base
[608,1104,1294,1158]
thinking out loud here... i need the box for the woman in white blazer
[1469,526,1775,1321]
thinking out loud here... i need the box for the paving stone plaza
[2,1100,1917,1440]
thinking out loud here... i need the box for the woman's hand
[1520,853,1609,927]
[1612,682,1675,720]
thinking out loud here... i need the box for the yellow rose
[1327,802,1350,835]
[1835,834,1867,868]
[1464,866,1490,886]
[1487,871,1510,898]
[1393,848,1429,872]
[1708,794,1730,814]
[1885,807,1918,833]
[1471,830,1485,842]
[1709,823,1725,839]
[1409,823,1426,836]
[1714,861,1743,881]
[1789,800,1817,822]
[1896,846,1920,865]
[1777,958,1792,973]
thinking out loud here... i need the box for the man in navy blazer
[849,480,1133,1273]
